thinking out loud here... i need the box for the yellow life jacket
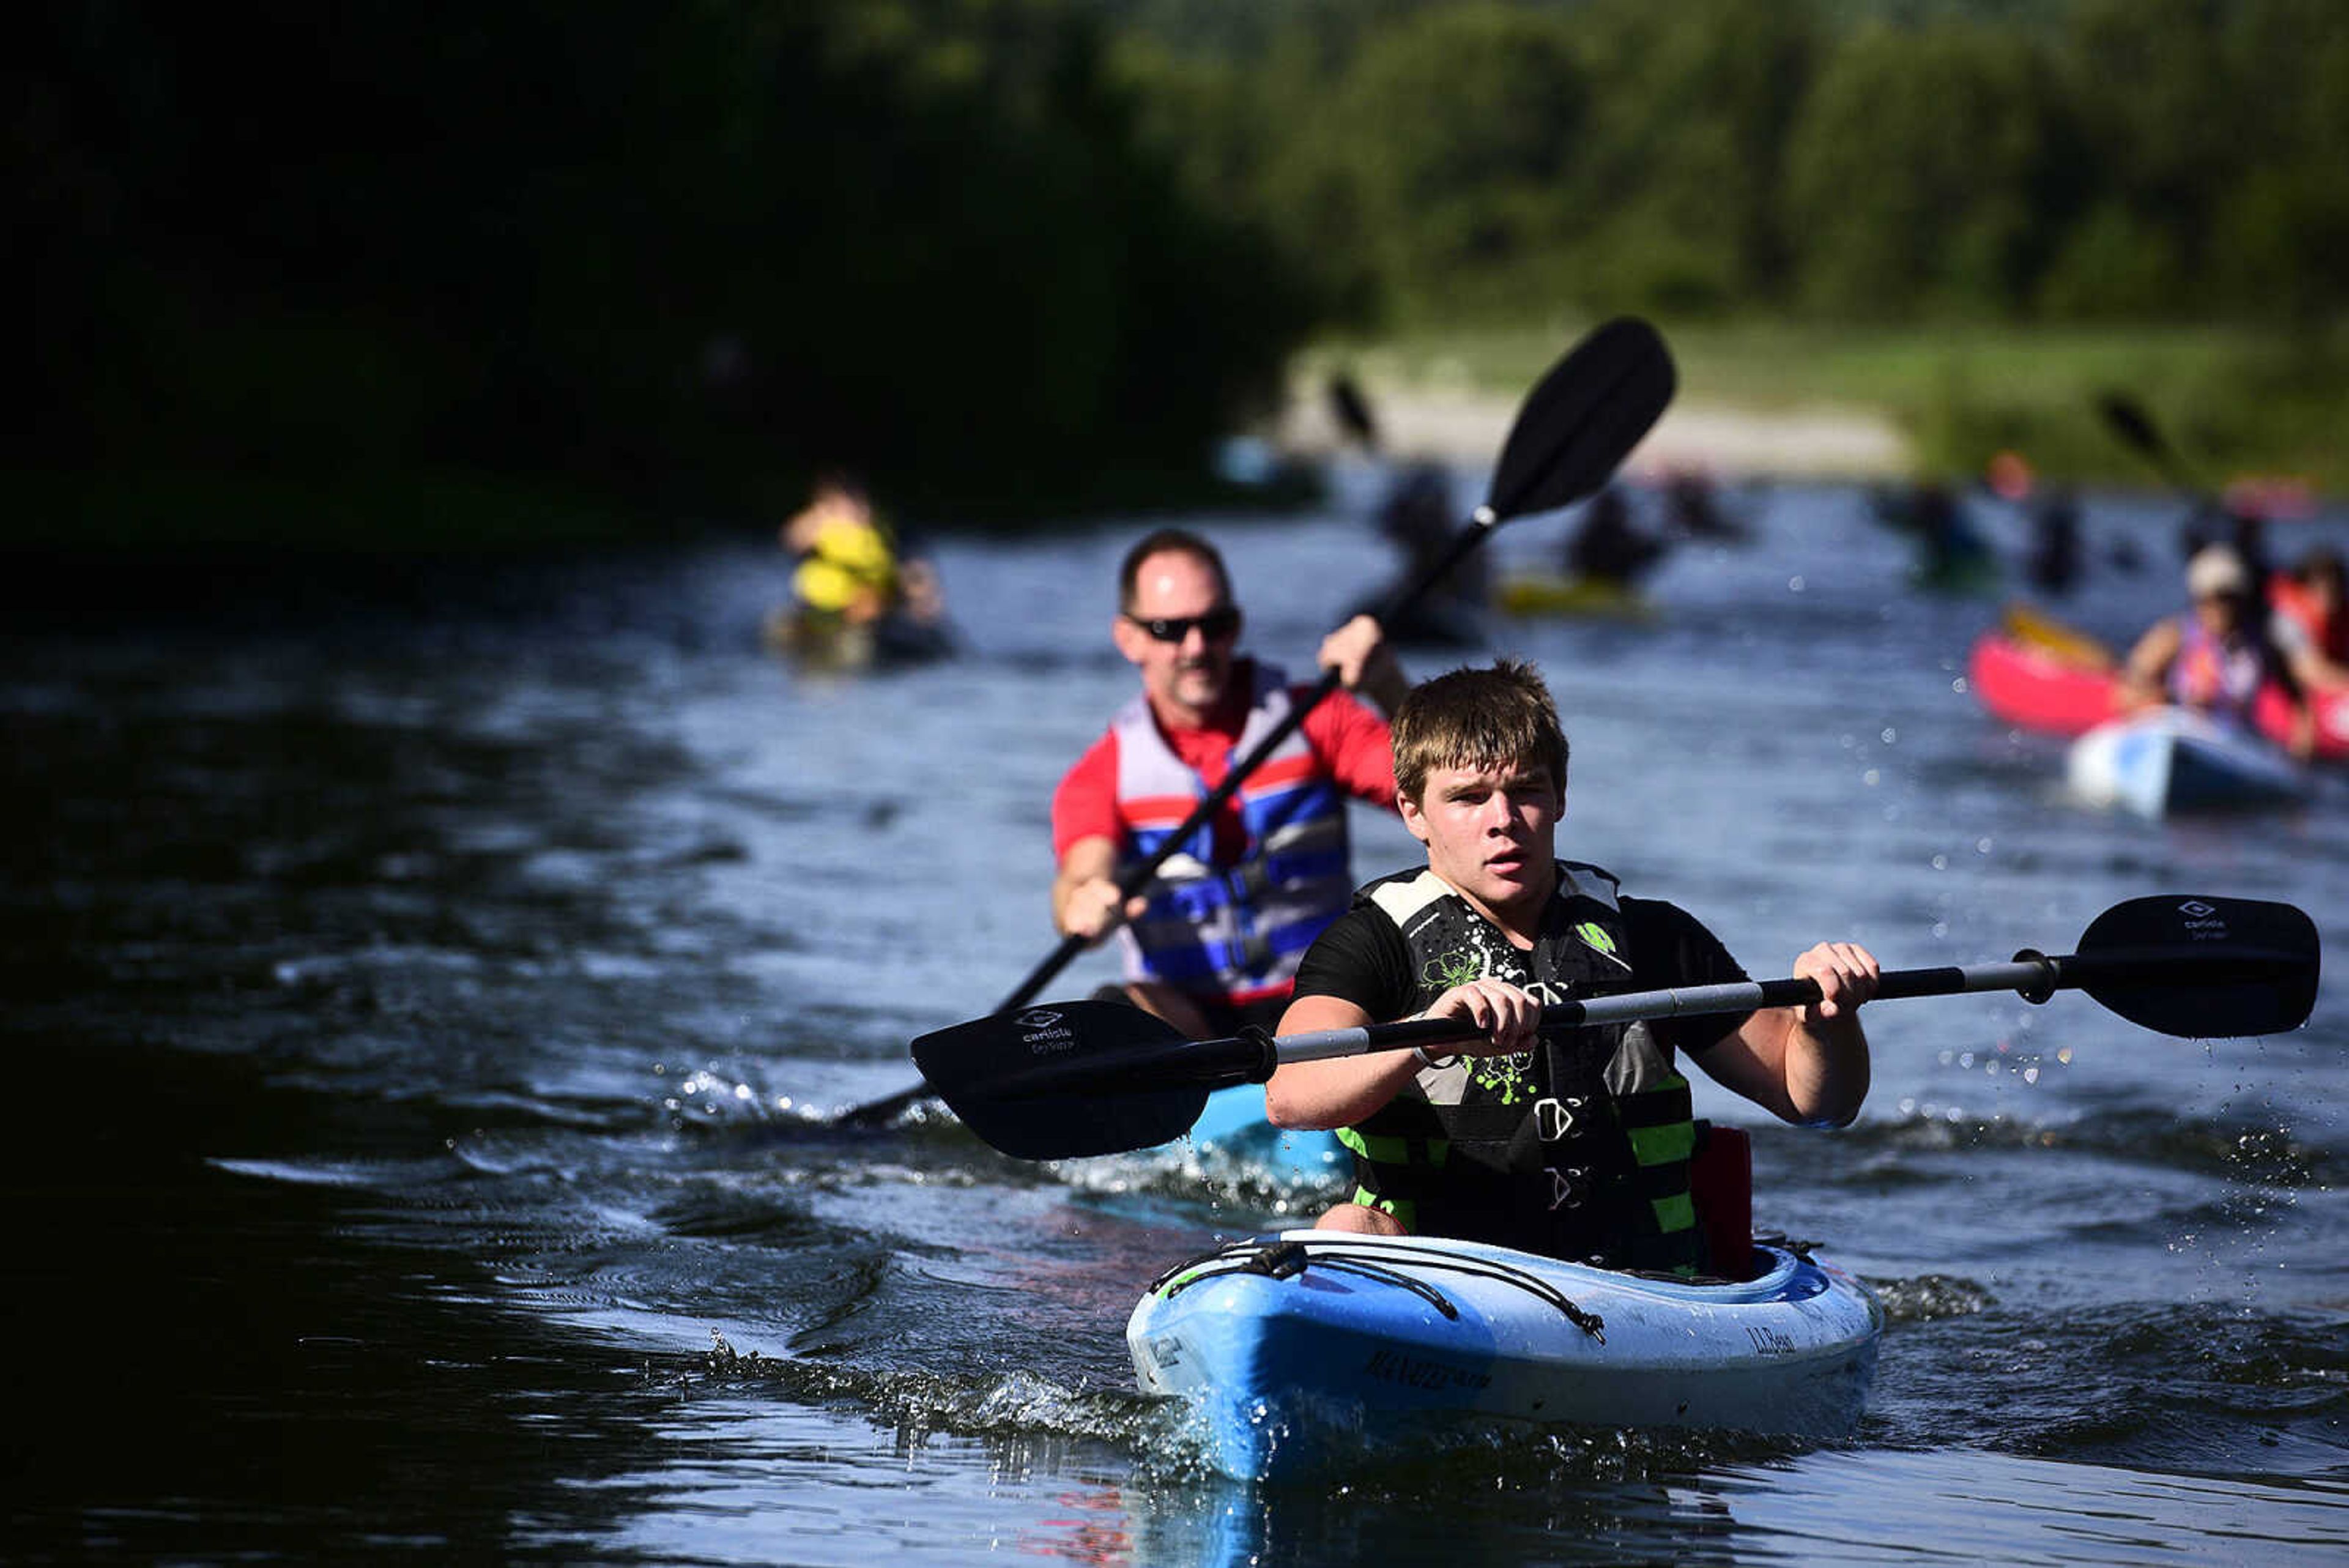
[792,510,898,615]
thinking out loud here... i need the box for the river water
[6,463,2346,1565]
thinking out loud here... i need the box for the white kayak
[1127,1230,1882,1482]
[2065,707,2308,819]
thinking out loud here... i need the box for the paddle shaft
[2102,395,2222,513]
[1264,960,2051,1070]
[980,945,2309,1103]
[2115,419,2200,494]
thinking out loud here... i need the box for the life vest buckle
[1548,1165,1591,1211]
[1535,1094,1586,1140]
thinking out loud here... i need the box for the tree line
[17,0,1321,544]
[1110,0,2349,331]
[15,1,2344,548]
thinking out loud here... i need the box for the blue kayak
[1127,1230,1882,1482]
[1184,1086,1345,1179]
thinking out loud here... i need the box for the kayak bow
[1129,1231,1881,1481]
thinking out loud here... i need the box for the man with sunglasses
[1052,527,1410,1039]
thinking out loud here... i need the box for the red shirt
[1052,673,1397,864]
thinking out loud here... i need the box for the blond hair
[1390,658,1568,804]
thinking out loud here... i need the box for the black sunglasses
[1126,606,1241,644]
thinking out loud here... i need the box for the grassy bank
[1304,318,2348,496]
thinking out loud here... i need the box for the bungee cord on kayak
[1151,1235,1612,1341]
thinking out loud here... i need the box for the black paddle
[909,895,2320,1161]
[2097,392,2214,500]
[1327,373,1380,450]
[829,317,1677,1131]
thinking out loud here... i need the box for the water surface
[6,471,2345,1563]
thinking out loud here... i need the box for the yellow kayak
[1999,600,2116,671]
[762,606,956,672]
[1496,573,1657,623]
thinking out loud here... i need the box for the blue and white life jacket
[2171,619,2269,727]
[1110,664,1354,1006]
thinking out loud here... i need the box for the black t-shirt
[1290,890,1753,1059]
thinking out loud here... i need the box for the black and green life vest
[1339,861,1706,1274]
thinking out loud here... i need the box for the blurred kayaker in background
[2269,547,2349,691]
[2024,484,2086,598]
[784,474,897,625]
[1565,484,1669,587]
[1326,370,1484,648]
[1661,467,1753,544]
[1872,478,1999,596]
[2120,544,2318,757]
[769,473,955,667]
[1367,459,1488,645]
[1265,658,1879,1274]
[1052,528,1409,1040]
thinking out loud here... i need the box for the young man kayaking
[1052,527,1409,1040]
[1266,658,1879,1274]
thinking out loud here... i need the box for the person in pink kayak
[2267,547,2349,691]
[2120,544,2318,759]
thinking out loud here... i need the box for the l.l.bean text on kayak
[1745,1325,1798,1356]
[1362,1348,1493,1392]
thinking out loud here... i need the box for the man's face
[1398,757,1563,926]
[1113,549,1242,723]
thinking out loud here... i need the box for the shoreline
[1270,385,1914,481]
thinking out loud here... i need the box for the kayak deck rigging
[1152,1235,1609,1339]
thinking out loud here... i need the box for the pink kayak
[1967,631,2349,761]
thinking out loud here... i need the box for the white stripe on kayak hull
[1127,1231,1882,1482]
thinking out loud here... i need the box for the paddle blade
[1327,373,1379,448]
[2095,392,2165,459]
[910,1000,1209,1159]
[1487,317,1675,523]
[2071,895,2320,1038]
